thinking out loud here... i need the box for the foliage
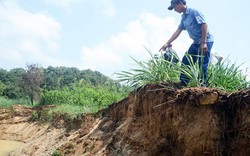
[32,110,39,121]
[0,68,8,83]
[0,68,26,99]
[20,64,44,105]
[52,150,64,156]
[43,67,110,90]
[49,104,90,119]
[40,81,129,113]
[0,66,112,101]
[0,81,5,96]
[115,48,179,90]
[0,65,129,122]
[172,54,205,87]
[115,49,250,92]
[207,57,250,92]
[0,96,30,108]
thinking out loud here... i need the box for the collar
[182,7,190,17]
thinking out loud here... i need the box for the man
[159,0,213,86]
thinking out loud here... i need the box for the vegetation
[0,65,129,120]
[115,48,180,90]
[52,150,64,156]
[0,80,5,96]
[115,49,250,92]
[0,66,111,100]
[0,97,30,108]
[207,57,249,92]
[20,64,44,105]
[0,49,249,120]
[40,81,128,113]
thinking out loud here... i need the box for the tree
[0,68,8,83]
[44,66,61,90]
[0,68,26,99]
[0,81,5,96]
[20,64,44,105]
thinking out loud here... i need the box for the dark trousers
[180,42,213,86]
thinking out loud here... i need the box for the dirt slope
[0,84,249,156]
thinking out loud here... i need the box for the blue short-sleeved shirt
[178,7,213,44]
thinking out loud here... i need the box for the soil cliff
[0,83,249,156]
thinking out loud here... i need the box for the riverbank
[0,85,249,155]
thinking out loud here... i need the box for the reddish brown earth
[0,83,249,156]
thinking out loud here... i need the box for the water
[0,140,24,156]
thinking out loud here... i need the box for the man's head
[168,0,186,11]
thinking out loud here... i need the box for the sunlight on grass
[115,48,180,90]
[115,48,250,92]
[207,57,250,92]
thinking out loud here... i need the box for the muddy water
[0,140,24,156]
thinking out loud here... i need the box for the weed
[52,150,64,156]
[32,110,39,121]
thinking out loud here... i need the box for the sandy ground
[0,140,24,156]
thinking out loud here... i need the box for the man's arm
[159,29,182,52]
[201,23,208,53]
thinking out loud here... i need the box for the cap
[168,0,186,10]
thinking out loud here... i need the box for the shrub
[40,82,128,113]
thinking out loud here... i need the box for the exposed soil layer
[0,83,249,156]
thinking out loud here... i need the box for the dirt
[0,83,249,156]
[0,140,24,156]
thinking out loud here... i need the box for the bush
[40,82,128,113]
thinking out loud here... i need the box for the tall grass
[115,48,180,90]
[115,49,250,92]
[0,97,31,108]
[207,57,250,92]
[172,54,206,87]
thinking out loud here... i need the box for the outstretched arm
[159,28,182,52]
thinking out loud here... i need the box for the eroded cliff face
[0,84,249,156]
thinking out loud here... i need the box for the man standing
[159,0,213,86]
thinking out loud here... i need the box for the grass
[172,53,206,87]
[115,48,180,90]
[207,57,250,92]
[0,81,128,123]
[49,104,98,120]
[52,150,64,156]
[115,49,250,92]
[0,97,31,108]
[0,96,100,123]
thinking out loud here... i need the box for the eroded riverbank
[0,85,249,156]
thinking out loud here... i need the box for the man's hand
[159,43,172,52]
[200,43,208,54]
